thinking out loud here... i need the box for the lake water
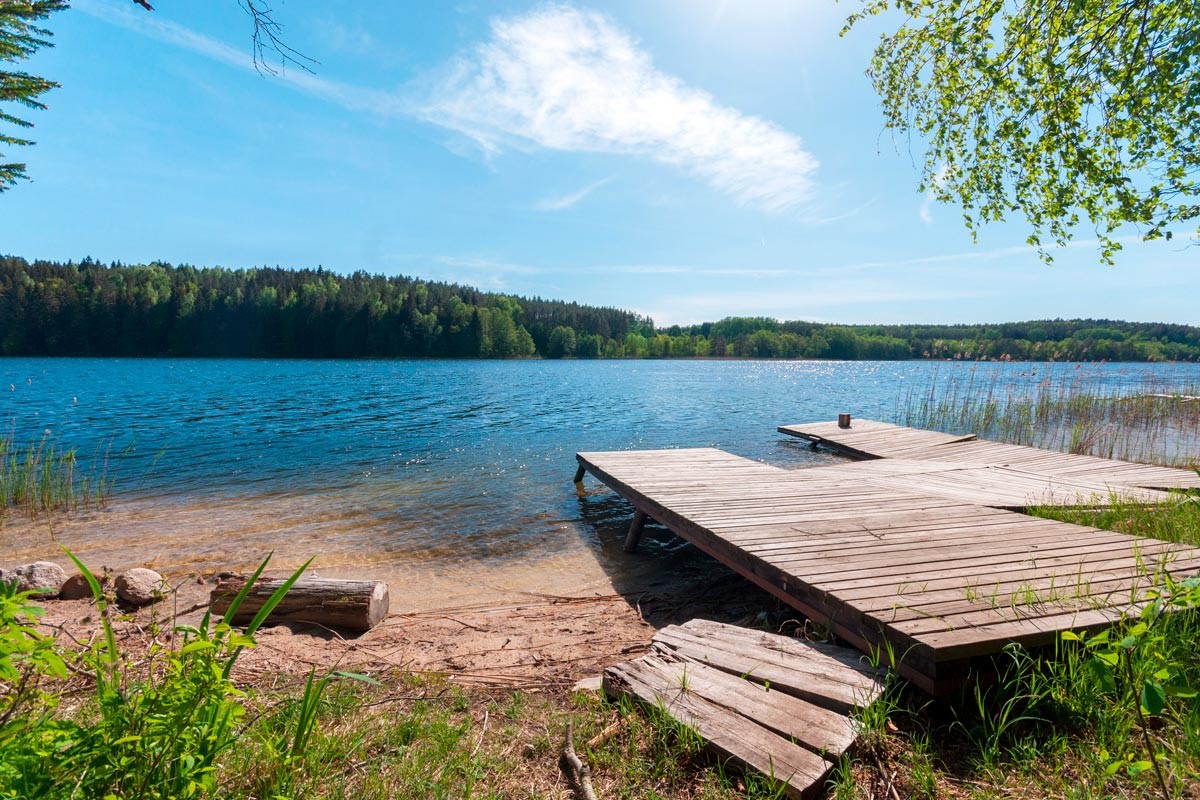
[2,358,1197,610]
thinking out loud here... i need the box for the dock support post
[573,464,586,484]
[624,510,648,553]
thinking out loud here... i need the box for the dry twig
[559,719,600,800]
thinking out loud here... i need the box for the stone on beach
[115,568,166,605]
[59,573,98,600]
[0,561,68,597]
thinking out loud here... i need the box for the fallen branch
[559,719,599,800]
[871,748,901,800]
[586,719,623,749]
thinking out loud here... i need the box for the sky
[2,0,1197,327]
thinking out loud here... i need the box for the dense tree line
[0,257,648,358]
[2,257,1198,361]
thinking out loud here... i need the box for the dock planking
[577,423,1200,693]
[603,619,882,799]
[779,419,1200,491]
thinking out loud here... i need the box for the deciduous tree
[847,0,1200,262]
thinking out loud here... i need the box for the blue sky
[3,0,1197,326]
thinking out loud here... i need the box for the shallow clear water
[2,358,1197,609]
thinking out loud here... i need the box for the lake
[2,358,1197,610]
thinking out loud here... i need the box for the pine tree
[1,0,67,191]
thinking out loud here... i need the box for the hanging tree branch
[128,0,317,75]
[844,0,1200,263]
[237,0,317,76]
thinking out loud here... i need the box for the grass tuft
[0,429,115,517]
[897,368,1200,467]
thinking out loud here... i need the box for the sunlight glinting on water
[2,359,1197,609]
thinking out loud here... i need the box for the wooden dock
[780,419,1200,491]
[604,619,883,799]
[576,421,1200,694]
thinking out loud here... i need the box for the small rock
[5,562,68,597]
[573,675,603,693]
[115,568,165,606]
[59,573,96,601]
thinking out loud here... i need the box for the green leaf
[227,633,256,649]
[332,670,382,685]
[1141,680,1166,715]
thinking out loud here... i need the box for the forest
[2,256,1199,362]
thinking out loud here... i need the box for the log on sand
[210,576,389,632]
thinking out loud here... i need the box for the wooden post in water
[837,413,852,429]
[573,464,587,484]
[624,510,648,553]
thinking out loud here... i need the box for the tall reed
[0,430,114,517]
[898,368,1200,467]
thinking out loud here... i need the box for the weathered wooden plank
[851,553,1200,621]
[769,536,1185,583]
[808,541,1192,595]
[779,424,1200,490]
[653,625,882,714]
[644,647,859,758]
[915,605,1135,661]
[604,655,833,800]
[674,618,883,686]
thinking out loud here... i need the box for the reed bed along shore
[0,429,114,517]
[897,368,1200,467]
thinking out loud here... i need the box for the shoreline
[30,555,786,690]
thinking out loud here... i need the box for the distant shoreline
[0,354,1196,365]
[4,257,1199,362]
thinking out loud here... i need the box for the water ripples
[2,358,1197,607]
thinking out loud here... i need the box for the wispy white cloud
[76,1,818,215]
[73,0,403,117]
[419,4,818,214]
[535,176,614,210]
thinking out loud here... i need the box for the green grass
[0,429,115,517]
[223,682,798,800]
[0,550,782,800]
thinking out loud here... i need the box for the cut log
[210,577,389,632]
